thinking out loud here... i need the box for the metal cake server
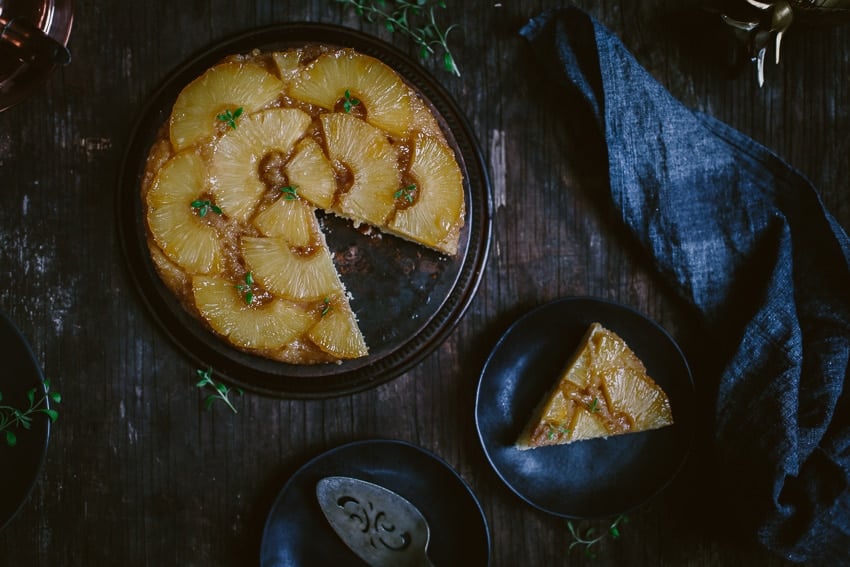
[316,476,435,567]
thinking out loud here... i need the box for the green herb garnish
[342,89,361,113]
[234,272,255,305]
[279,185,299,200]
[394,184,417,203]
[216,107,244,129]
[567,515,628,559]
[547,425,570,440]
[335,0,461,76]
[195,368,243,414]
[321,297,333,317]
[0,381,61,447]
[588,397,600,413]
[191,199,223,217]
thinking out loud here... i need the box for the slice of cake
[515,322,674,450]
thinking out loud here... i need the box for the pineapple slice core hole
[334,94,367,119]
[331,160,355,195]
[259,151,291,192]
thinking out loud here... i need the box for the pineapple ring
[241,236,344,302]
[321,112,400,227]
[288,49,413,138]
[192,275,317,350]
[145,151,223,275]
[252,194,318,248]
[169,61,284,152]
[272,49,303,88]
[209,108,312,223]
[308,294,368,359]
[284,137,337,210]
[389,133,466,256]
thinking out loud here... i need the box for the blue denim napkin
[520,7,850,564]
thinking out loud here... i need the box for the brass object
[721,0,850,86]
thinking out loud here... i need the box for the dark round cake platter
[116,23,493,399]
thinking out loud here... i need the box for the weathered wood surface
[1,0,847,565]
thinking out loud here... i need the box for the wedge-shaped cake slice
[515,322,674,450]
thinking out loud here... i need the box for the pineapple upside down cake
[515,323,674,450]
[140,46,466,365]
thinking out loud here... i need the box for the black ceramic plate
[259,439,490,566]
[0,311,50,531]
[475,297,695,519]
[116,23,492,399]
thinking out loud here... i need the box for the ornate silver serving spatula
[316,476,435,567]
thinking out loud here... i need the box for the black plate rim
[115,22,493,399]
[474,296,695,520]
[259,437,491,565]
[0,310,50,533]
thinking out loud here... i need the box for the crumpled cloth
[520,7,850,565]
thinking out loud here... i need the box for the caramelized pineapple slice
[146,151,223,275]
[602,361,674,431]
[570,407,609,440]
[192,275,315,350]
[271,49,303,86]
[516,323,674,450]
[252,192,318,248]
[288,49,413,138]
[241,236,343,302]
[321,113,399,226]
[523,386,575,447]
[285,137,337,209]
[170,61,284,152]
[308,294,368,359]
[389,134,465,255]
[209,108,311,223]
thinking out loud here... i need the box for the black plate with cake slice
[475,296,695,519]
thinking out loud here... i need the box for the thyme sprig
[191,199,222,217]
[342,89,361,113]
[195,368,243,414]
[547,425,570,440]
[335,0,461,76]
[279,186,299,201]
[567,514,628,558]
[216,107,243,129]
[234,272,255,305]
[0,381,61,447]
[394,184,417,203]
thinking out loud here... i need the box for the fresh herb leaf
[321,297,333,317]
[342,89,361,113]
[335,0,462,77]
[279,186,299,200]
[195,368,243,414]
[216,107,244,129]
[234,272,255,305]
[0,380,61,447]
[547,425,570,440]
[588,397,600,413]
[567,514,628,558]
[394,184,417,203]
[191,199,222,218]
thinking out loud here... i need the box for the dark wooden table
[1,0,847,565]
